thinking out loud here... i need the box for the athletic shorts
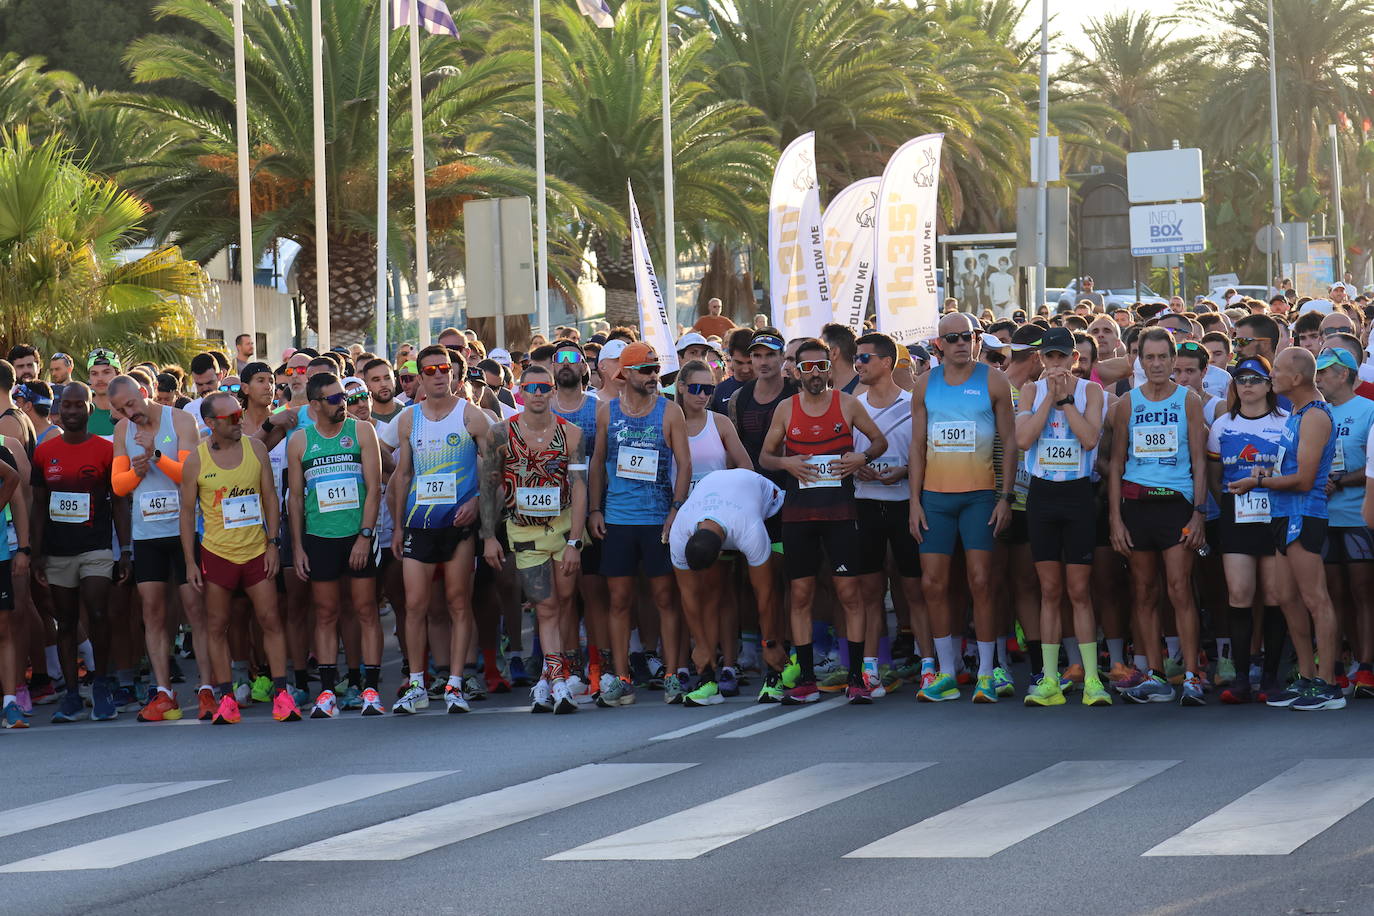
[1094,484,1112,549]
[1273,516,1327,555]
[402,525,476,565]
[782,519,860,580]
[1322,526,1374,564]
[599,524,671,578]
[507,512,573,572]
[855,499,920,577]
[1119,496,1192,553]
[44,549,114,589]
[133,536,187,586]
[581,535,603,576]
[0,559,13,611]
[997,509,1029,546]
[200,546,268,592]
[1217,494,1275,557]
[304,532,378,581]
[919,489,997,555]
[1026,477,1095,565]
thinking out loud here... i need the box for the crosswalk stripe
[0,782,225,840]
[716,698,843,738]
[845,760,1179,858]
[1143,760,1374,856]
[265,763,691,861]
[650,704,774,741]
[547,762,927,860]
[0,771,453,872]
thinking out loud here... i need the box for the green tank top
[302,418,366,538]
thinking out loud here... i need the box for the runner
[362,358,405,425]
[0,435,26,728]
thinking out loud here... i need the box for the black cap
[1039,327,1075,355]
[1011,324,1044,349]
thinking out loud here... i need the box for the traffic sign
[1129,202,1206,256]
[1254,225,1284,255]
[1127,149,1204,203]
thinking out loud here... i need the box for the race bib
[139,490,179,523]
[221,494,263,530]
[616,446,659,481]
[50,491,90,524]
[1331,440,1345,474]
[515,486,560,517]
[1037,439,1081,473]
[1132,425,1178,458]
[931,421,976,453]
[1234,489,1271,524]
[798,454,842,489]
[868,455,899,478]
[415,473,457,505]
[316,478,361,513]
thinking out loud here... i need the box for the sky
[1052,0,1201,51]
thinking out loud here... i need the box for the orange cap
[617,341,658,377]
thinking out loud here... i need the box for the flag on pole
[577,0,615,27]
[875,134,944,344]
[391,0,459,37]
[768,131,831,340]
[822,176,880,336]
[627,182,680,375]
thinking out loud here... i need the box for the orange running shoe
[212,694,241,724]
[1107,662,1138,688]
[197,687,217,720]
[1061,663,1085,686]
[272,688,301,722]
[138,691,183,722]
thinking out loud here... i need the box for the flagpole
[376,0,389,358]
[659,0,676,329]
[409,8,431,348]
[232,0,255,347]
[533,0,550,340]
[311,0,331,349]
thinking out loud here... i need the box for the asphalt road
[5,660,1374,916]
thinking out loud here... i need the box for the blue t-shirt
[1273,400,1335,522]
[1326,395,1374,527]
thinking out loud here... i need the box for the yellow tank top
[197,440,266,563]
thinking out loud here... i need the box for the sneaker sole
[971,693,997,703]
[1292,697,1347,711]
[1180,695,1207,707]
[684,695,724,707]
[531,704,554,714]
[446,704,470,714]
[554,700,578,714]
[361,706,385,716]
[916,691,959,702]
[1023,696,1065,707]
[1083,696,1113,707]
[310,708,336,719]
[781,695,820,705]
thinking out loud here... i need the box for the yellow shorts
[505,511,573,571]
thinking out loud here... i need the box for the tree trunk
[693,242,757,325]
[294,232,378,344]
[467,314,535,350]
[590,232,640,331]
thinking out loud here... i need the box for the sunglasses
[285,366,308,376]
[218,383,242,393]
[398,374,415,384]
[213,410,243,424]
[467,368,486,382]
[941,332,975,344]
[750,336,784,350]
[345,390,370,405]
[520,382,554,395]
[984,351,1006,365]
[1234,375,1269,386]
[1232,337,1258,348]
[855,353,879,364]
[628,363,660,376]
[685,383,717,396]
[797,359,831,373]
[554,350,583,364]
[1178,341,1204,352]
[317,392,347,405]
[420,363,451,376]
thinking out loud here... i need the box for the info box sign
[1126,149,1206,258]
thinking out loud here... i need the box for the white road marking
[0,782,224,839]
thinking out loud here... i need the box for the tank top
[1274,399,1335,521]
[687,415,728,486]
[1025,378,1100,482]
[404,401,478,529]
[923,363,995,493]
[127,405,182,541]
[2,406,35,456]
[781,391,856,522]
[853,389,912,502]
[502,414,572,528]
[733,378,797,490]
[1123,384,1192,494]
[197,440,266,564]
[604,397,672,525]
[302,418,366,538]
[550,391,598,447]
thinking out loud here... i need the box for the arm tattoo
[478,423,509,540]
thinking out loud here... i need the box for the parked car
[1057,278,1168,310]
[1203,285,1269,306]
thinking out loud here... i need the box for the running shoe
[1215,656,1236,687]
[783,681,821,705]
[1111,666,1147,693]
[463,674,487,702]
[426,676,446,700]
[955,669,975,686]
[616,678,637,706]
[339,686,363,711]
[1264,677,1312,708]
[917,659,938,694]
[595,676,626,708]
[289,685,311,709]
[663,674,684,705]
[91,679,118,721]
[917,672,960,703]
[273,688,302,721]
[552,679,577,714]
[310,689,339,719]
[565,673,592,703]
[817,667,850,693]
[757,670,785,704]
[3,701,28,728]
[717,667,740,697]
[1106,662,1138,688]
[972,674,998,703]
[531,679,553,713]
[1122,673,1175,704]
[138,691,183,722]
[1336,674,1352,696]
[1024,674,1065,707]
[444,685,471,714]
[212,694,241,725]
[52,691,85,723]
[629,651,652,688]
[393,683,428,714]
[16,684,32,715]
[992,666,1015,697]
[233,681,252,706]
[1163,656,1185,685]
[644,652,666,689]
[814,652,844,677]
[1291,678,1346,711]
[30,681,57,706]
[251,675,273,704]
[360,688,385,716]
[485,670,512,695]
[846,683,873,705]
[780,655,802,689]
[1353,669,1374,699]
[1180,673,1206,707]
[196,687,217,721]
[1060,664,1085,692]
[865,671,887,699]
[508,656,531,688]
[879,668,903,696]
[112,685,140,713]
[1219,686,1252,704]
[684,680,724,707]
[1082,677,1113,707]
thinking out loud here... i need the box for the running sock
[1133,654,1149,672]
[272,675,287,692]
[1216,637,1232,660]
[231,661,249,685]
[409,670,424,689]
[629,629,644,654]
[347,667,362,690]
[934,635,959,676]
[294,668,311,691]
[45,645,61,680]
[1165,635,1181,660]
[847,641,865,684]
[996,635,1015,671]
[3,694,15,708]
[1080,641,1099,685]
[363,665,380,690]
[1062,639,1082,668]
[1107,638,1126,669]
[1261,605,1286,687]
[78,638,95,670]
[796,642,816,683]
[977,640,995,677]
[1026,639,1043,676]
[877,637,892,668]
[863,656,879,680]
[447,674,463,690]
[318,665,338,694]
[158,685,174,699]
[1227,607,1253,691]
[1042,644,1059,682]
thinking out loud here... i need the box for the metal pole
[311,0,330,349]
[1266,0,1282,292]
[232,0,256,348]
[1034,0,1049,312]
[660,0,677,328]
[1331,123,1345,280]
[409,10,431,347]
[375,0,389,357]
[534,0,550,340]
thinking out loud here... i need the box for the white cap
[1299,298,1335,316]
[1330,282,1345,291]
[487,347,512,367]
[340,375,365,389]
[980,332,1008,350]
[675,331,709,352]
[599,339,628,362]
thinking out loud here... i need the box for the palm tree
[0,52,79,132]
[0,127,209,365]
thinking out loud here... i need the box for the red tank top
[782,390,856,522]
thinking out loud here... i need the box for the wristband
[1055,396,1074,407]
[999,492,1015,503]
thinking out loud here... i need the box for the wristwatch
[999,492,1015,503]
[360,527,375,539]
[261,420,274,435]
[1193,504,1207,514]
[15,546,30,555]
[269,536,282,546]
[671,500,685,510]
[566,538,584,550]
[153,449,162,461]
[1055,396,1074,407]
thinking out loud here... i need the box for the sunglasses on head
[285,366,308,376]
[420,363,451,376]
[628,363,660,376]
[685,382,716,396]
[520,382,554,395]
[798,359,831,373]
[554,350,582,364]
[1178,341,1203,352]
[218,383,242,393]
[214,409,243,423]
[345,390,369,405]
[941,331,974,344]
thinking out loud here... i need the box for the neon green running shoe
[757,670,785,704]
[992,666,1015,697]
[1024,673,1065,707]
[250,675,273,704]
[817,667,850,693]
[972,674,998,703]
[780,654,801,689]
[1083,676,1114,706]
[683,679,723,707]
[916,672,960,702]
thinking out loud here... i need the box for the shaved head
[1278,345,1315,382]
[937,312,976,335]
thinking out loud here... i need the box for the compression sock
[78,639,95,671]
[293,668,310,691]
[1165,635,1181,661]
[847,641,864,684]
[996,635,1015,671]
[45,645,62,681]
[1042,644,1059,683]
[1227,608,1253,692]
[1080,641,1100,685]
[347,667,362,690]
[795,643,815,683]
[1262,606,1286,687]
